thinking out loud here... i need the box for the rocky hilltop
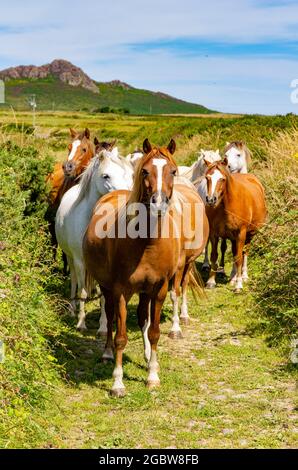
[0,59,99,94]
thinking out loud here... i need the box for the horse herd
[46,128,267,396]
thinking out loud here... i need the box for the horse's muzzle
[63,161,76,177]
[150,192,169,216]
[206,195,217,206]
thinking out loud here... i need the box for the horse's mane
[72,155,101,208]
[224,141,252,165]
[129,147,177,204]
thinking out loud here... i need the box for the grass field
[0,110,297,448]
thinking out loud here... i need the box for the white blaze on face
[209,169,223,197]
[152,158,167,203]
[68,139,81,161]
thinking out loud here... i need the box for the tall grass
[250,128,298,350]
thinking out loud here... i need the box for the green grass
[1,76,214,114]
[0,110,297,448]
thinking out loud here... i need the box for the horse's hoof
[147,380,160,390]
[97,330,108,338]
[110,388,126,398]
[234,288,242,294]
[168,330,183,340]
[102,350,114,362]
[180,316,190,325]
[76,324,87,332]
[202,265,210,272]
[206,283,216,289]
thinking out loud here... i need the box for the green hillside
[2,76,214,114]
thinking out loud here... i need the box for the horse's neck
[223,175,239,206]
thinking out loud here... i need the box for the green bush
[0,142,68,446]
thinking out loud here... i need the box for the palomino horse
[83,139,208,396]
[55,149,134,331]
[204,161,266,292]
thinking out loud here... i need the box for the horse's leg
[217,239,227,276]
[230,240,237,285]
[137,293,151,364]
[206,235,219,289]
[169,268,183,339]
[233,229,246,293]
[101,289,114,362]
[75,260,87,331]
[147,281,168,389]
[62,252,68,276]
[67,256,77,317]
[202,240,210,271]
[97,294,108,337]
[111,292,128,397]
[180,266,191,325]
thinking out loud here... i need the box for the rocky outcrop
[0,59,99,94]
[106,80,133,90]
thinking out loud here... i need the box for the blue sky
[0,0,298,114]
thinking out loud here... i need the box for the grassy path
[30,261,297,449]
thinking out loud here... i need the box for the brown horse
[204,160,266,292]
[83,139,208,396]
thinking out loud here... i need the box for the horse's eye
[102,174,110,180]
[142,169,149,177]
[171,169,177,176]
[237,153,241,157]
[82,148,87,153]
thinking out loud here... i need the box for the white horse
[55,149,134,331]
[178,149,221,182]
[223,141,251,174]
[126,149,143,167]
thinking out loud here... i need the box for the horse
[126,149,143,167]
[55,148,134,331]
[180,150,222,271]
[206,141,252,276]
[204,160,266,293]
[83,139,208,396]
[223,141,251,174]
[46,129,116,270]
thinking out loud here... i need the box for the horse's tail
[188,262,206,301]
[85,270,97,298]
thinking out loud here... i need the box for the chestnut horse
[83,139,208,396]
[204,161,266,292]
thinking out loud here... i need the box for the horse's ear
[225,141,230,147]
[167,139,176,155]
[84,128,90,139]
[110,139,117,149]
[143,138,152,154]
[70,128,76,138]
[222,157,228,166]
[97,150,105,161]
[216,149,220,154]
[94,136,99,146]
[204,158,212,167]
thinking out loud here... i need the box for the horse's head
[95,149,134,194]
[130,138,177,216]
[223,141,251,174]
[62,128,94,178]
[204,160,229,208]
